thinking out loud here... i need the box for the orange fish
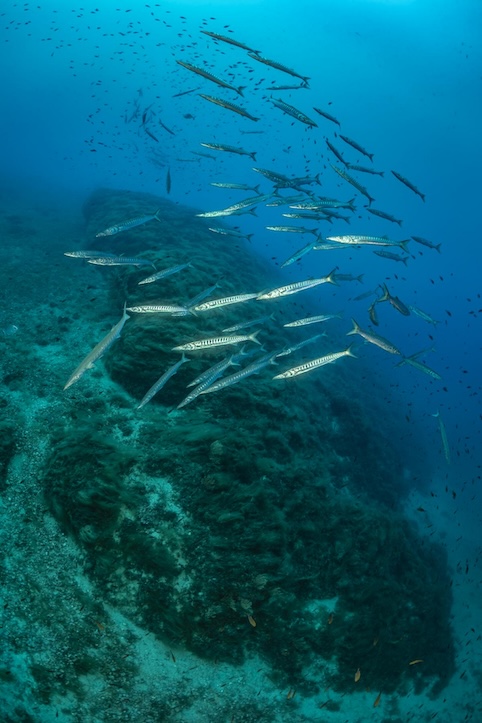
[373,692,382,708]
[354,668,361,682]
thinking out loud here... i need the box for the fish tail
[154,209,162,222]
[356,274,364,283]
[248,207,257,217]
[249,151,257,162]
[368,153,374,162]
[420,193,426,202]
[326,267,340,285]
[246,233,254,242]
[399,239,410,252]
[237,86,246,97]
[435,244,442,253]
[397,219,403,227]
[315,172,322,185]
[346,344,357,358]
[347,318,360,336]
[253,184,261,195]
[402,256,409,266]
[249,330,262,345]
[378,171,385,177]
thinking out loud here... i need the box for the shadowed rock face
[42,188,454,696]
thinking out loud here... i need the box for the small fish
[367,207,402,226]
[88,256,156,268]
[270,97,317,127]
[138,263,191,285]
[411,235,441,253]
[273,345,356,380]
[247,53,310,84]
[354,668,361,683]
[186,352,240,389]
[197,193,271,219]
[200,142,256,161]
[328,613,334,625]
[339,134,374,161]
[268,83,308,91]
[276,334,325,358]
[257,269,338,300]
[292,197,355,212]
[391,170,426,202]
[172,332,261,352]
[95,209,162,237]
[64,305,129,390]
[408,659,424,666]
[247,615,257,627]
[373,692,382,708]
[199,351,277,395]
[353,289,377,301]
[286,688,296,700]
[137,354,189,409]
[284,312,342,328]
[166,167,171,194]
[368,300,379,326]
[199,94,260,122]
[193,293,259,312]
[176,59,246,96]
[172,86,200,98]
[347,319,401,355]
[126,303,190,315]
[313,107,341,126]
[333,273,364,284]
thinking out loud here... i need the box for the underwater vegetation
[41,189,456,697]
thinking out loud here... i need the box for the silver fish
[346,318,401,355]
[247,53,310,84]
[408,305,439,326]
[339,134,374,162]
[211,182,261,193]
[433,411,450,464]
[273,345,356,380]
[199,352,277,395]
[88,256,156,268]
[373,249,409,265]
[64,305,129,390]
[222,313,275,334]
[396,353,441,381]
[138,263,192,285]
[176,59,246,96]
[137,354,189,409]
[346,164,384,177]
[266,225,319,235]
[283,312,342,328]
[64,250,116,259]
[367,208,403,226]
[199,93,260,121]
[331,165,375,205]
[391,171,425,202]
[126,304,190,315]
[95,209,162,237]
[172,331,261,352]
[281,240,318,268]
[327,234,409,250]
[313,107,341,126]
[193,293,259,312]
[200,142,256,161]
[270,98,317,127]
[256,269,338,300]
[411,236,441,253]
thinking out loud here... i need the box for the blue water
[1,1,481,719]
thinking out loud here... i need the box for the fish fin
[399,239,410,252]
[249,330,262,345]
[435,244,442,253]
[250,152,257,162]
[254,184,261,195]
[326,267,339,285]
[346,344,357,358]
[237,86,246,97]
[347,318,360,336]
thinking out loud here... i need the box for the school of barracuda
[63,26,442,412]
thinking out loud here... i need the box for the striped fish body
[88,256,155,268]
[194,293,259,312]
[64,306,129,390]
[172,331,261,352]
[201,30,260,54]
[266,226,318,235]
[95,210,161,237]
[411,236,441,253]
[273,347,355,379]
[199,94,259,121]
[347,164,384,177]
[126,304,189,314]
[284,313,341,328]
[271,98,317,127]
[327,235,406,249]
[326,140,347,166]
[347,319,401,355]
[200,354,275,395]
[211,183,261,192]
[373,250,408,264]
[397,357,441,381]
[281,240,318,268]
[257,269,337,300]
[64,250,116,259]
[176,60,245,96]
[252,167,291,185]
[367,208,402,226]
